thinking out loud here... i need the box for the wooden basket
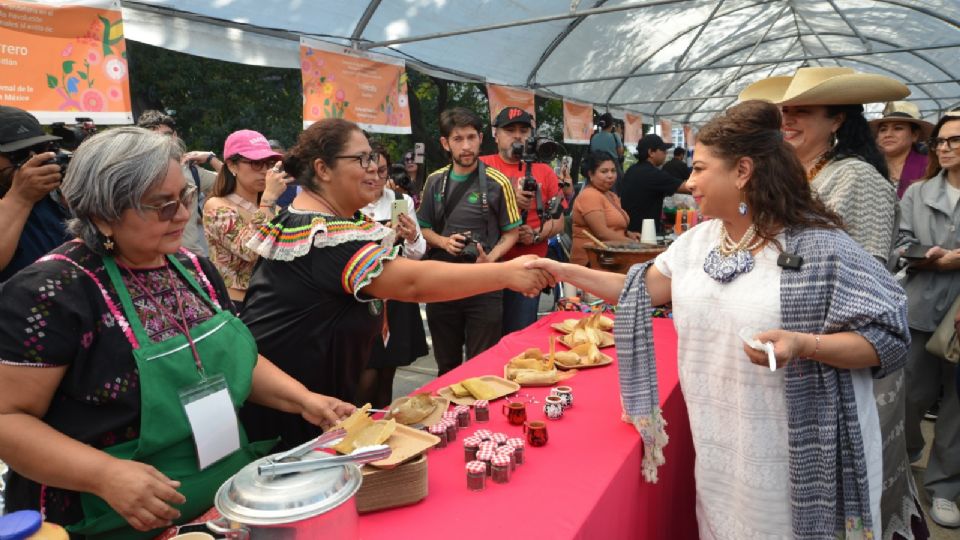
[356,453,429,513]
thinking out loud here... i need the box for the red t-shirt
[479,154,561,259]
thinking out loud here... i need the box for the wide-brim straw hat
[739,67,909,106]
[868,101,934,140]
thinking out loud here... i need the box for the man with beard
[417,107,521,374]
[480,106,569,334]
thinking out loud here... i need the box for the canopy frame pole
[525,0,611,87]
[534,42,960,87]
[358,0,690,50]
[601,0,777,107]
[825,0,872,52]
[350,0,383,46]
[674,0,725,71]
[655,0,789,116]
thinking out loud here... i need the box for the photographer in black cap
[0,106,70,282]
[620,133,690,236]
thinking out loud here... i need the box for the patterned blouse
[0,241,232,527]
[203,203,271,291]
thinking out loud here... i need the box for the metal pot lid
[215,454,362,525]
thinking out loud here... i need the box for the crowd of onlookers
[0,63,958,537]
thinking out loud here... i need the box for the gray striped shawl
[615,226,909,539]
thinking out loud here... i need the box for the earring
[738,191,748,216]
[830,131,838,148]
[103,235,115,251]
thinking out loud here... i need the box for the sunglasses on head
[141,184,198,221]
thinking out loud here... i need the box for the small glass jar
[441,419,458,442]
[478,441,498,454]
[473,400,490,423]
[491,454,511,484]
[429,424,448,448]
[466,460,486,491]
[491,433,508,445]
[474,429,492,441]
[463,436,481,463]
[454,405,471,428]
[496,445,516,472]
[476,449,495,476]
[507,438,525,465]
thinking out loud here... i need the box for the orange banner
[562,99,593,145]
[659,119,673,143]
[624,112,644,145]
[0,0,132,124]
[300,37,411,134]
[487,83,535,133]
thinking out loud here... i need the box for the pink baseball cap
[223,129,282,161]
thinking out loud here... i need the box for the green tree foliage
[126,41,579,176]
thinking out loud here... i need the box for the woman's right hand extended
[95,458,186,532]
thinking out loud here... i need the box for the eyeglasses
[930,136,960,151]
[335,152,380,169]
[236,157,278,171]
[141,184,198,221]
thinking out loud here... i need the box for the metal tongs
[269,428,347,464]
[257,444,392,477]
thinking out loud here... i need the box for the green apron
[66,255,273,540]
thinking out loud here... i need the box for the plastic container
[440,419,458,442]
[428,424,448,448]
[476,449,496,476]
[506,438,525,465]
[496,445,517,472]
[454,405,471,428]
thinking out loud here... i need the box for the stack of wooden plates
[356,454,429,513]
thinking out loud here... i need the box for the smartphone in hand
[390,198,409,228]
[902,244,935,260]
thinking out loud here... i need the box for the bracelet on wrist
[204,152,216,165]
[811,334,821,358]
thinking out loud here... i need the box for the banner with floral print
[0,0,132,124]
[486,83,535,134]
[562,99,593,145]
[623,111,644,146]
[300,37,411,134]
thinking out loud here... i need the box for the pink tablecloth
[357,312,697,540]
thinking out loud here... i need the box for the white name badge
[179,373,241,470]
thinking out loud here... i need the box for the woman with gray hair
[0,126,354,539]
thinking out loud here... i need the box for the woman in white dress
[528,100,910,539]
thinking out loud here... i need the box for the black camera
[43,150,72,175]
[50,117,96,151]
[459,231,479,263]
[388,163,412,191]
[509,135,560,164]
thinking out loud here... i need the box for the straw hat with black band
[739,66,909,106]
[868,101,934,141]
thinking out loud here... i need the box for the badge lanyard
[121,262,207,379]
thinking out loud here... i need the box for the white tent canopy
[123,0,960,124]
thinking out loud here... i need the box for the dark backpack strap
[433,168,476,236]
[187,164,204,213]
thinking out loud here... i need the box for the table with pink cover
[357,311,697,540]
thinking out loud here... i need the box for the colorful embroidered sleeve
[0,260,94,367]
[341,241,401,300]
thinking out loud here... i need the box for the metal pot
[207,454,362,540]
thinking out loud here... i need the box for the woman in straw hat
[895,109,960,529]
[527,100,909,539]
[870,101,933,198]
[741,67,928,539]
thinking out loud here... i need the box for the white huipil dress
[653,220,882,539]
